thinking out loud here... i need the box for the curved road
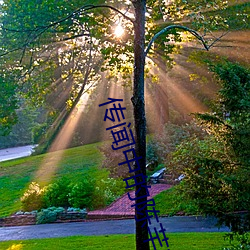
[0,145,37,162]
[0,216,229,241]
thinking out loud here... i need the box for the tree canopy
[1,0,248,134]
[0,1,249,249]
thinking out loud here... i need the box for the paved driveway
[0,216,230,241]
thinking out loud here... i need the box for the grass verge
[0,233,231,250]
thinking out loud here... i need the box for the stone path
[88,184,171,219]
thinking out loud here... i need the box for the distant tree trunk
[39,59,92,153]
[157,56,169,129]
[131,1,149,250]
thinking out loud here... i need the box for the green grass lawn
[153,186,200,216]
[0,140,201,218]
[0,143,104,217]
[0,233,231,250]
[0,140,189,218]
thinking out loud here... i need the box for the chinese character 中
[119,148,141,173]
[123,173,147,189]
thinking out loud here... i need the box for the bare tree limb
[33,4,135,31]
[51,33,91,44]
[145,24,211,56]
[83,4,134,23]
[206,30,230,49]
[0,26,49,57]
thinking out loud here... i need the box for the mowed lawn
[0,233,231,250]
[0,143,104,217]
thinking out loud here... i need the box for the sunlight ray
[35,93,90,184]
[145,58,208,126]
[98,77,127,141]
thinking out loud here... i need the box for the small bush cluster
[67,207,86,213]
[93,177,125,208]
[21,178,94,211]
[68,180,94,209]
[43,177,71,208]
[21,176,125,212]
[36,206,64,224]
[20,182,45,212]
[15,206,87,224]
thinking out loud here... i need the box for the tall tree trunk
[132,1,149,250]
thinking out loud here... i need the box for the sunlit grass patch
[0,233,230,250]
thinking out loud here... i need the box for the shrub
[43,177,71,208]
[36,206,64,224]
[93,177,125,208]
[147,122,205,171]
[22,176,124,213]
[68,179,94,209]
[21,182,45,211]
[168,62,250,234]
[67,207,86,213]
[223,233,250,250]
[32,123,47,144]
[152,185,199,216]
[98,143,133,179]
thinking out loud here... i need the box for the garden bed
[0,211,88,227]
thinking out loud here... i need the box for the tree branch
[83,5,134,23]
[145,25,211,56]
[1,4,134,34]
[0,4,134,57]
[0,26,50,57]
[37,4,134,31]
[205,30,230,49]
[54,33,91,43]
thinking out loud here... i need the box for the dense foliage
[0,74,18,136]
[146,122,206,170]
[0,0,248,138]
[43,177,72,208]
[168,61,250,233]
[21,175,125,212]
